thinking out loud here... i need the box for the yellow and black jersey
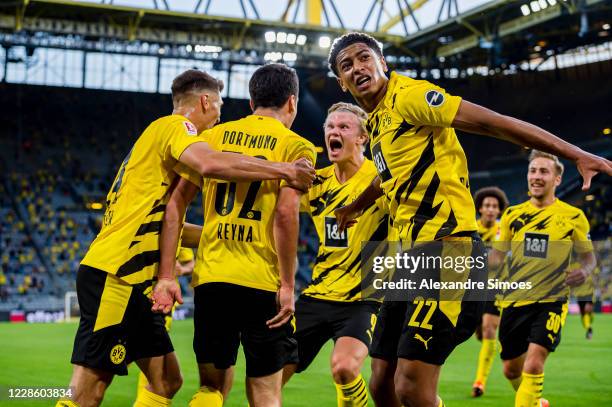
[493,199,593,306]
[477,219,501,243]
[366,71,477,243]
[178,115,316,292]
[300,160,389,302]
[81,115,203,285]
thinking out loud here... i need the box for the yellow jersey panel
[494,199,593,306]
[177,247,194,263]
[81,115,203,284]
[477,219,501,243]
[187,115,317,292]
[367,71,477,243]
[301,160,389,302]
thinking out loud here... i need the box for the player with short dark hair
[489,150,596,407]
[156,63,316,407]
[471,186,508,397]
[330,31,611,407]
[282,102,389,407]
[57,68,315,407]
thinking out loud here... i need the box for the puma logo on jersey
[414,333,433,350]
[548,333,555,344]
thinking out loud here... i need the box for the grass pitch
[0,314,611,406]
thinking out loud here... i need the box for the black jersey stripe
[391,120,414,144]
[147,204,166,216]
[410,172,443,242]
[116,250,160,278]
[393,133,435,207]
[135,220,163,237]
[434,208,458,240]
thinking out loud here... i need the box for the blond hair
[528,150,564,176]
[326,102,368,136]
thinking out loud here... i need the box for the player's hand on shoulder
[151,278,183,314]
[565,267,587,287]
[334,204,359,233]
[575,151,612,190]
[287,158,316,192]
[266,285,295,329]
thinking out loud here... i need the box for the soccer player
[281,102,388,407]
[328,32,611,407]
[572,262,598,339]
[489,150,596,407]
[156,63,316,407]
[471,186,509,397]
[58,69,315,407]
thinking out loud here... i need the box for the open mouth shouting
[327,137,344,158]
[355,75,371,92]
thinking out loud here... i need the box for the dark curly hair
[474,186,509,214]
[328,32,383,77]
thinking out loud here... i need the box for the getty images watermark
[359,240,603,302]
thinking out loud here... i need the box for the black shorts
[293,295,380,372]
[193,282,297,378]
[499,301,568,360]
[71,266,173,376]
[577,299,594,313]
[370,299,482,365]
[483,300,501,316]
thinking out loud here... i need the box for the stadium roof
[0,0,610,70]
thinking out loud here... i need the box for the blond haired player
[490,150,596,407]
[57,69,314,407]
[157,64,316,407]
[282,102,389,407]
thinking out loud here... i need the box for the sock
[475,338,496,386]
[509,376,523,391]
[438,398,446,407]
[581,312,592,330]
[133,386,171,407]
[515,372,544,407]
[137,371,149,398]
[335,374,368,407]
[56,401,79,407]
[189,386,223,407]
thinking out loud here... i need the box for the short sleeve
[395,81,461,127]
[162,118,204,162]
[572,210,594,253]
[280,138,317,189]
[492,208,512,253]
[173,162,203,189]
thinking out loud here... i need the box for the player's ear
[288,94,297,114]
[336,77,347,93]
[554,174,562,187]
[249,99,255,112]
[380,55,388,73]
[200,93,210,112]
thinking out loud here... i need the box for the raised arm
[335,176,383,232]
[179,142,315,191]
[452,100,612,190]
[151,177,199,313]
[267,186,302,329]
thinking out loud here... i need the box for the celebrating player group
[57,32,612,407]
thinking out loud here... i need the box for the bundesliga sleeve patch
[183,121,198,136]
[425,90,445,107]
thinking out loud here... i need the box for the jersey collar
[369,71,400,118]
